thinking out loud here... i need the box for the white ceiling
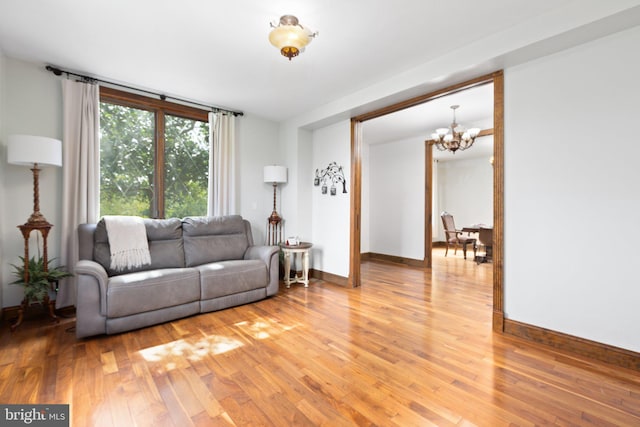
[0,0,582,122]
[1,0,638,153]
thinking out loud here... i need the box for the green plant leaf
[10,256,73,303]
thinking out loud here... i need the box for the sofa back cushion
[94,217,185,276]
[182,215,249,267]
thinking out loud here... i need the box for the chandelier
[269,15,317,60]
[431,105,480,153]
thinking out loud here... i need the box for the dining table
[461,224,493,263]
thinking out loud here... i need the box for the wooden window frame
[99,86,209,218]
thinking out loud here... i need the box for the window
[99,87,210,218]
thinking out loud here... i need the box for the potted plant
[10,256,72,304]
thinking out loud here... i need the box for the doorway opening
[349,71,505,332]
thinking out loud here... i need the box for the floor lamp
[7,134,63,329]
[264,165,287,245]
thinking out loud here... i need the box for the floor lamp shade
[7,134,62,226]
[264,165,287,184]
[8,135,63,167]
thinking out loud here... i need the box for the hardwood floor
[2,249,640,426]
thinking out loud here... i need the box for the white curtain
[57,79,100,308]
[207,111,236,216]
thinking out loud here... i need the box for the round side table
[279,242,312,288]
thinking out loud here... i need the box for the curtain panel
[57,79,100,309]
[207,112,237,216]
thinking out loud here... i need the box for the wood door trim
[349,119,363,287]
[350,70,504,334]
[492,72,505,332]
[425,139,433,268]
[353,74,497,123]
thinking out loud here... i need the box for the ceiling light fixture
[431,105,480,153]
[269,15,317,60]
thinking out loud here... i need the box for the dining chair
[440,212,476,260]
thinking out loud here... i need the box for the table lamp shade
[264,165,287,183]
[8,135,62,167]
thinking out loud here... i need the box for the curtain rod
[45,65,244,117]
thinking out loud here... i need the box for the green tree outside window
[99,97,209,218]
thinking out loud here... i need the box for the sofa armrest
[75,259,109,316]
[244,245,280,296]
[244,245,278,264]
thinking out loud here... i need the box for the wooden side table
[279,242,312,288]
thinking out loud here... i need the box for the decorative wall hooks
[314,162,347,196]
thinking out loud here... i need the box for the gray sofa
[74,215,279,338]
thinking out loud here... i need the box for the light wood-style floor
[2,249,640,426]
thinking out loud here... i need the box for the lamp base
[268,210,282,225]
[26,211,51,225]
[267,212,284,246]
[26,164,52,226]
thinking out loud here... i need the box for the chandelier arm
[460,136,477,151]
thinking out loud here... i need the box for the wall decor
[314,162,347,196]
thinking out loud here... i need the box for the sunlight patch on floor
[138,317,301,366]
[234,316,301,340]
[139,335,244,363]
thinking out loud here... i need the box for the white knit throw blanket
[103,215,151,271]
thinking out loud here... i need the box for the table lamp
[8,134,63,226]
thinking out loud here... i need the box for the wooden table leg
[284,251,292,288]
[10,296,59,332]
[45,295,59,323]
[10,299,27,332]
[302,250,309,287]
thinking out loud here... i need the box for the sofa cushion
[106,267,200,318]
[182,216,249,267]
[198,260,268,300]
[95,217,185,276]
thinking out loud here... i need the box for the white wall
[437,155,493,234]
[310,120,351,277]
[367,137,424,260]
[295,129,314,242]
[0,57,280,308]
[279,126,313,245]
[504,25,640,352]
[236,114,281,245]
